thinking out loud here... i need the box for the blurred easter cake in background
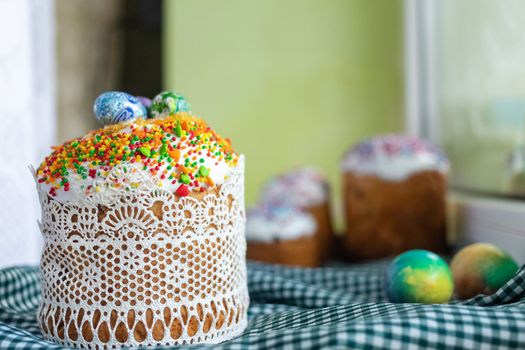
[245,203,320,267]
[260,167,333,262]
[245,167,332,267]
[341,134,450,261]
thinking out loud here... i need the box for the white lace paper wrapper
[37,158,249,348]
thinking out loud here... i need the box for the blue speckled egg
[150,91,190,118]
[94,91,147,126]
[385,250,454,304]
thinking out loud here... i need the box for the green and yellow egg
[385,250,454,304]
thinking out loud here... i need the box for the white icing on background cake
[260,167,328,207]
[245,204,316,243]
[341,134,449,181]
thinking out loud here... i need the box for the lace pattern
[37,159,249,348]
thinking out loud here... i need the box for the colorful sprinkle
[198,166,210,177]
[175,184,189,197]
[174,124,183,137]
[36,113,238,197]
[159,143,168,156]
[180,173,191,184]
[139,146,151,157]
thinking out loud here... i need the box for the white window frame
[404,0,440,142]
[403,0,525,263]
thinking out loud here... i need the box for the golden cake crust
[247,234,321,268]
[342,170,448,261]
[305,201,333,264]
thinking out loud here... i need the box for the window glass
[438,0,525,196]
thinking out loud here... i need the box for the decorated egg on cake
[451,243,519,299]
[93,91,146,126]
[150,91,190,118]
[135,96,152,115]
[385,250,454,304]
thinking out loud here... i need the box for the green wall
[164,0,404,227]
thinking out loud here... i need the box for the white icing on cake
[36,115,239,205]
[38,155,236,205]
[245,204,316,243]
[341,134,449,181]
[261,167,328,207]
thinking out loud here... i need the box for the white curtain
[0,0,55,266]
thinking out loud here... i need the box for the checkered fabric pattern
[1,262,525,349]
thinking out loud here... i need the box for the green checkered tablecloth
[1,261,525,349]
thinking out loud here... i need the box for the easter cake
[245,204,320,267]
[257,167,333,265]
[35,91,249,348]
[341,135,449,261]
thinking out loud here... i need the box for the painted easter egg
[135,96,152,116]
[150,91,190,119]
[451,243,519,299]
[385,250,454,304]
[94,91,146,126]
